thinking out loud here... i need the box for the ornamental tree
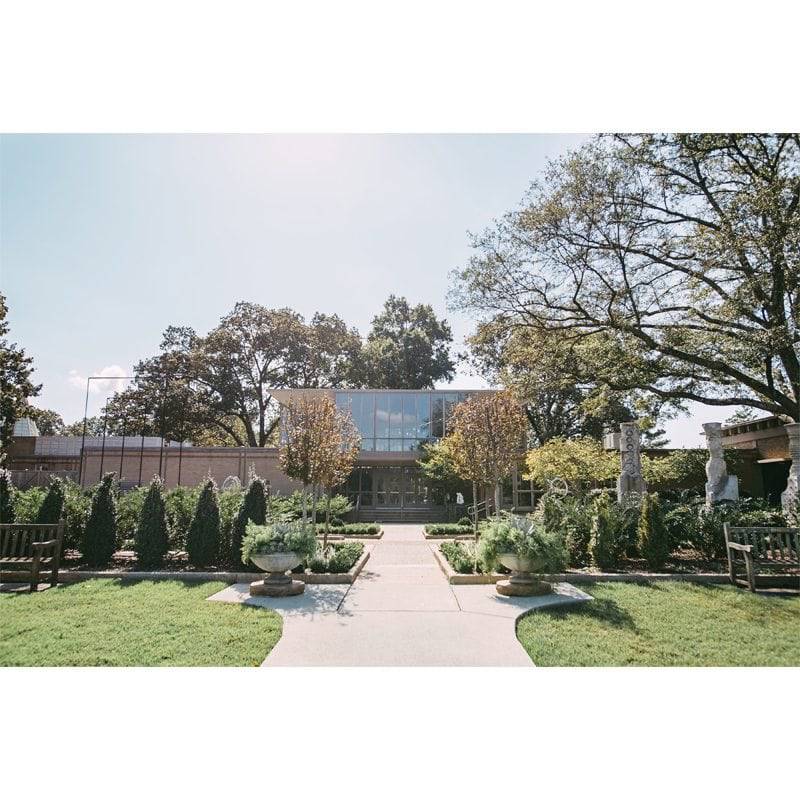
[446,391,527,531]
[0,468,15,523]
[187,478,221,567]
[35,476,66,525]
[82,473,117,566]
[135,475,170,568]
[230,475,268,568]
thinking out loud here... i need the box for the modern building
[272,388,537,521]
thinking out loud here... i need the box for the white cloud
[68,365,131,395]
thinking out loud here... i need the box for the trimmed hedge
[187,479,221,567]
[82,473,117,567]
[135,476,170,568]
[306,541,365,573]
[424,523,472,537]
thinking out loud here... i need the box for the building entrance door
[372,467,429,508]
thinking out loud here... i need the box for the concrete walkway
[209,524,590,666]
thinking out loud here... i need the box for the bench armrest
[727,542,753,553]
[31,539,59,552]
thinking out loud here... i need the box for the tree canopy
[362,295,454,388]
[1,294,41,454]
[452,134,800,422]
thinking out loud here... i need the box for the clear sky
[1,133,730,445]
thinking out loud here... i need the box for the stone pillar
[616,422,647,503]
[781,422,800,517]
[703,422,739,506]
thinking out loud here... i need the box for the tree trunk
[472,480,478,541]
[311,484,318,528]
[324,490,331,550]
[301,486,308,523]
[494,481,502,519]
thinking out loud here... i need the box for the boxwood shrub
[425,523,471,537]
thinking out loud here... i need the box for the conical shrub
[0,468,15,524]
[135,475,170,568]
[82,473,118,566]
[638,492,669,570]
[230,476,268,567]
[187,478,220,567]
[36,476,66,525]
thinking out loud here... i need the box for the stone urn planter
[249,552,305,597]
[495,553,552,597]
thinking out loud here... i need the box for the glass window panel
[375,438,389,452]
[389,439,403,452]
[417,393,431,439]
[359,393,375,437]
[402,393,418,437]
[431,395,444,438]
[443,393,459,436]
[375,393,390,437]
[361,438,374,451]
[389,394,403,437]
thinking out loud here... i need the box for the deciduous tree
[452,134,800,422]
[446,391,527,531]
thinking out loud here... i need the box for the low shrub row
[439,540,486,574]
[424,523,472,536]
[306,541,364,573]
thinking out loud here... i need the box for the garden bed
[51,543,371,585]
[431,542,740,585]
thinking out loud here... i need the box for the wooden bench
[723,524,799,592]
[0,521,64,592]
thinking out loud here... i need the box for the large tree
[468,322,673,446]
[363,295,455,388]
[102,304,364,446]
[452,134,800,421]
[0,294,41,454]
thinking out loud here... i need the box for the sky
[1,133,734,446]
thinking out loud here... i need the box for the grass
[0,579,282,666]
[517,581,800,666]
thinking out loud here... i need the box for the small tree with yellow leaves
[447,391,527,533]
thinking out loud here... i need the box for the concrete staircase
[354,506,448,524]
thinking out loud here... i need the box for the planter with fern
[242,521,317,597]
[479,514,566,596]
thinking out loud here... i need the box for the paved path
[209,524,590,666]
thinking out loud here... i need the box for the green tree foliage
[103,304,364,447]
[0,468,15,523]
[82,473,118,566]
[135,476,170,568]
[362,295,454,388]
[525,437,618,489]
[0,294,41,456]
[591,494,635,570]
[416,439,468,505]
[452,134,800,422]
[231,477,268,567]
[187,479,221,567]
[23,406,65,435]
[638,493,669,570]
[468,323,674,446]
[35,476,66,524]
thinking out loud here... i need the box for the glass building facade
[334,390,471,452]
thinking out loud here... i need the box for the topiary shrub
[82,473,118,566]
[35,476,66,526]
[457,516,472,527]
[187,478,220,567]
[134,475,170,568]
[0,468,15,523]
[230,477,268,567]
[590,494,632,570]
[164,485,199,550]
[638,492,669,570]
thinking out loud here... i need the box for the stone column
[781,422,800,517]
[703,422,738,506]
[616,422,647,503]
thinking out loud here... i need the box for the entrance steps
[354,507,448,524]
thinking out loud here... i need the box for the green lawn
[517,581,800,666]
[0,579,282,666]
